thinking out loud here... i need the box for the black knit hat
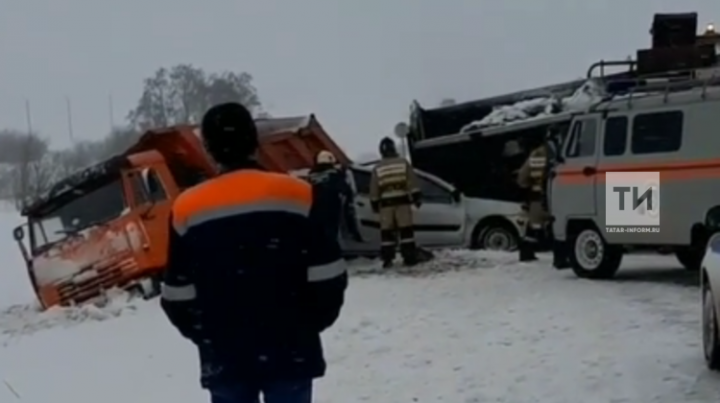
[201,102,258,165]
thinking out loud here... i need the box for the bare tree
[101,126,141,158]
[0,129,48,164]
[10,133,55,210]
[127,64,263,130]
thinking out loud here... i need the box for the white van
[551,75,720,279]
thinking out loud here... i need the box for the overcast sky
[1,0,718,155]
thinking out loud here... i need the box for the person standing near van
[369,137,428,268]
[160,102,348,403]
[517,142,549,262]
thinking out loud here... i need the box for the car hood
[463,197,524,217]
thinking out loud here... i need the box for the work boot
[553,254,570,270]
[415,247,434,263]
[552,254,569,269]
[552,243,570,269]
[518,241,537,262]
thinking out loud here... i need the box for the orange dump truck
[12,115,350,309]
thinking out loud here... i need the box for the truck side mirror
[13,225,24,241]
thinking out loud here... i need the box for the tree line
[0,64,264,209]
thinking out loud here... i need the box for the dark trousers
[209,379,312,403]
[379,204,416,263]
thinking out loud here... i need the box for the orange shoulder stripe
[171,170,312,234]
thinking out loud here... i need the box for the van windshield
[29,179,127,253]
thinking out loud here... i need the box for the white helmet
[316,150,337,165]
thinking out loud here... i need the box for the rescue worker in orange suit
[307,150,362,242]
[159,102,347,403]
[517,142,549,262]
[369,137,429,268]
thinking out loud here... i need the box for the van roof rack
[587,57,720,98]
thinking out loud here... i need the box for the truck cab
[12,116,348,309]
[13,130,213,308]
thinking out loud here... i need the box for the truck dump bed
[254,115,350,171]
[127,114,350,174]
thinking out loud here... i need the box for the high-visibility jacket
[518,145,548,194]
[160,165,347,387]
[369,156,420,207]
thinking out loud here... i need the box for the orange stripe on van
[555,159,720,185]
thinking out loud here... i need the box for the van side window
[565,119,597,158]
[631,111,683,154]
[603,116,628,156]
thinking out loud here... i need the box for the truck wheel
[478,223,518,251]
[569,227,622,279]
[703,283,720,370]
[676,248,703,271]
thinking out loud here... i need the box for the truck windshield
[29,179,126,253]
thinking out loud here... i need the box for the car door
[550,115,601,239]
[413,172,467,247]
[341,167,380,254]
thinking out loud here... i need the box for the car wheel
[703,282,720,370]
[569,227,622,279]
[479,223,518,251]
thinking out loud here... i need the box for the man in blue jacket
[160,102,348,403]
[306,150,362,242]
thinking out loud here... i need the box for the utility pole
[20,99,34,206]
[108,94,115,130]
[65,96,75,142]
[24,99,33,136]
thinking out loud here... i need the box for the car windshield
[29,179,126,253]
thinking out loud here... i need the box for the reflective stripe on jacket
[161,168,347,387]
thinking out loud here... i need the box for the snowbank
[460,79,605,132]
[0,289,141,340]
[0,205,35,309]
[348,249,518,276]
[0,250,519,338]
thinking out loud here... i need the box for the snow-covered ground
[0,205,717,403]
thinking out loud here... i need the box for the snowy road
[0,250,716,403]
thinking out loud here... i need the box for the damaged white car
[293,164,525,256]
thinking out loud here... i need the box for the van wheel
[569,227,622,279]
[703,283,720,370]
[676,248,703,271]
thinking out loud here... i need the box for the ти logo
[605,172,660,228]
